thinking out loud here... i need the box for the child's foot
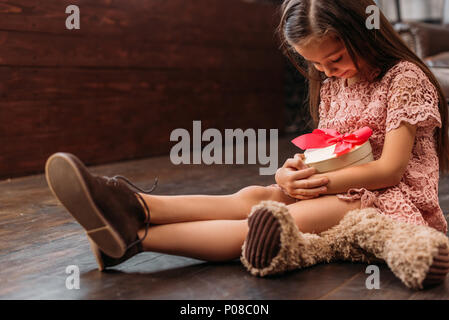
[45,152,157,259]
[88,236,143,271]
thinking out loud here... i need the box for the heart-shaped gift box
[291,127,374,173]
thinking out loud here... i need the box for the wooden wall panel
[0,0,277,45]
[0,32,281,68]
[0,0,285,179]
[0,68,282,101]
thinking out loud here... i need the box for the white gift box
[303,140,374,173]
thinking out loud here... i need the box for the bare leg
[137,220,249,262]
[136,195,359,262]
[286,195,362,234]
[138,185,297,224]
[136,194,448,286]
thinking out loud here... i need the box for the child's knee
[236,185,273,201]
[236,185,295,205]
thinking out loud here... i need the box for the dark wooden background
[0,0,285,179]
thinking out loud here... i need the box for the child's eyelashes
[331,56,343,63]
[312,56,342,67]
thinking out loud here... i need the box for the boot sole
[45,153,127,258]
[244,207,282,271]
[87,236,105,271]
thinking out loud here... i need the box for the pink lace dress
[271,60,446,233]
[316,60,447,234]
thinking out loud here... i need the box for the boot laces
[103,175,159,251]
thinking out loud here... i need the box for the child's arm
[308,122,417,195]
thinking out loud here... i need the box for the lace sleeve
[385,65,441,133]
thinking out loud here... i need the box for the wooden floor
[1,133,449,300]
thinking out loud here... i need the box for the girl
[46,0,449,290]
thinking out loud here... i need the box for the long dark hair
[277,0,449,174]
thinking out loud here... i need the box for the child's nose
[323,65,339,78]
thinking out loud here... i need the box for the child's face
[293,35,363,79]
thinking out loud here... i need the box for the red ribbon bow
[291,126,373,157]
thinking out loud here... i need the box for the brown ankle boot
[88,236,143,271]
[45,152,158,258]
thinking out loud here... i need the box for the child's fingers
[291,167,318,181]
[295,154,309,169]
[292,193,320,200]
[291,174,329,189]
[290,186,327,197]
[282,187,316,200]
[293,153,306,165]
[284,156,307,170]
[283,154,306,169]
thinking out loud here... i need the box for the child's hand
[275,153,329,200]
